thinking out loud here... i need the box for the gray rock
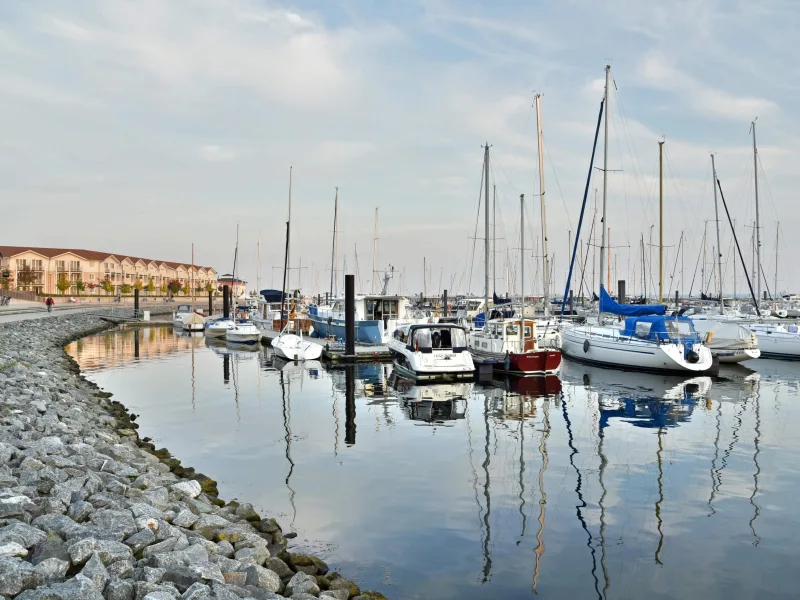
[207,583,240,600]
[192,515,230,540]
[143,537,178,557]
[320,591,349,600]
[243,587,283,600]
[34,557,70,583]
[90,509,138,541]
[263,558,293,580]
[0,495,35,518]
[30,538,71,565]
[181,582,212,599]
[32,513,85,539]
[131,503,165,521]
[136,566,167,584]
[172,510,199,529]
[222,572,246,587]
[234,504,259,522]
[105,576,135,600]
[134,581,181,600]
[285,572,320,597]
[215,541,234,558]
[233,545,269,566]
[162,566,201,592]
[243,564,282,593]
[291,594,320,600]
[125,527,156,552]
[81,552,111,591]
[171,481,201,499]
[326,574,360,598]
[0,520,48,548]
[0,556,38,596]
[107,558,135,579]
[67,500,94,522]
[15,574,105,600]
[142,591,179,600]
[0,542,28,557]
[67,537,133,565]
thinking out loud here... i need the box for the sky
[2,0,798,298]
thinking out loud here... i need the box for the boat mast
[599,65,610,295]
[733,219,737,299]
[371,207,379,294]
[287,166,293,295]
[520,193,525,321]
[257,232,261,297]
[484,144,490,323]
[658,141,664,303]
[330,187,338,299]
[535,94,549,314]
[752,121,761,306]
[711,153,724,313]
[191,242,194,309]
[493,184,497,297]
[774,222,779,298]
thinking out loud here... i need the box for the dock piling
[617,280,626,306]
[134,289,139,314]
[345,365,356,445]
[223,286,230,319]
[443,289,448,317]
[345,274,355,358]
[208,291,213,316]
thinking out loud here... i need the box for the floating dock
[260,329,391,362]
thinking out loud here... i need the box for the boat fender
[583,339,590,353]
[686,350,700,364]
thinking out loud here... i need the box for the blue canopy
[260,289,283,303]
[599,286,665,317]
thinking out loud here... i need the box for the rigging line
[749,381,762,546]
[687,227,705,297]
[613,77,651,209]
[664,148,702,245]
[467,156,486,295]
[561,389,602,600]
[545,142,574,232]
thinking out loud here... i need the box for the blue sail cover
[599,286,665,316]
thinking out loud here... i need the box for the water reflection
[64,329,800,600]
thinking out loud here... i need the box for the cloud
[640,53,778,120]
[199,145,236,163]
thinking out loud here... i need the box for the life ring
[583,339,590,353]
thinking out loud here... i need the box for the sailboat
[739,122,800,359]
[687,154,760,363]
[560,66,714,374]
[272,191,322,362]
[226,226,261,345]
[174,244,206,331]
[467,148,562,376]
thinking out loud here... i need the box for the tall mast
[599,65,610,295]
[658,141,664,303]
[520,194,525,321]
[775,222,779,298]
[733,219,737,299]
[535,94,550,314]
[257,232,261,295]
[287,166,293,293]
[752,121,761,305]
[371,207,379,294]
[493,184,497,297]
[484,144,490,323]
[191,242,194,307]
[711,154,724,313]
[330,187,338,299]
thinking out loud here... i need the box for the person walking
[45,296,55,313]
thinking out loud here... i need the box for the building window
[89,274,95,280]
[32,259,43,270]
[69,261,81,271]
[56,260,66,272]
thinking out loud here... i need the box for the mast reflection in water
[66,328,800,600]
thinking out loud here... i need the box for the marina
[64,323,800,599]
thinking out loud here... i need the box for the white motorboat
[182,312,206,332]
[388,323,474,381]
[172,304,193,328]
[689,316,760,363]
[206,317,235,337]
[225,320,261,345]
[745,322,800,359]
[272,332,323,361]
[468,317,562,375]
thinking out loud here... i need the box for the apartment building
[0,246,217,296]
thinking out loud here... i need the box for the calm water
[66,327,800,600]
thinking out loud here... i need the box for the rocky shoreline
[0,313,387,600]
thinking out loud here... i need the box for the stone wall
[0,313,386,600]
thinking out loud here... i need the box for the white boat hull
[206,318,235,337]
[750,326,800,359]
[387,339,474,381]
[562,326,714,373]
[225,323,261,345]
[272,334,323,361]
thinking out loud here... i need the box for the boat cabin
[175,304,192,314]
[471,318,538,353]
[394,324,468,353]
[621,316,702,343]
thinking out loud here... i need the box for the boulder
[286,572,321,597]
[80,552,110,591]
[243,564,283,593]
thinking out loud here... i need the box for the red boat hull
[497,349,562,375]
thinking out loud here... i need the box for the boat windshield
[413,327,466,350]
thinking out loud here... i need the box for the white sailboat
[226,225,260,345]
[561,66,714,374]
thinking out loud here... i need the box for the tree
[101,278,114,295]
[75,280,86,293]
[160,282,168,295]
[121,284,132,294]
[87,282,97,293]
[167,280,181,295]
[134,279,144,291]
[15,264,37,290]
[205,282,214,293]
[56,274,70,294]
[147,279,156,294]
